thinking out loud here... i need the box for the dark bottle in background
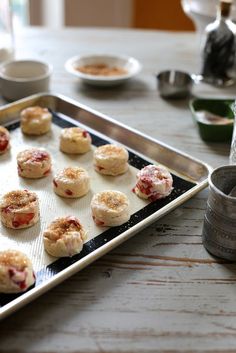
[200,0,236,86]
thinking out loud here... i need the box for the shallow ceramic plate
[65,54,142,86]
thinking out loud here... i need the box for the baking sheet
[0,122,151,271]
[0,94,211,319]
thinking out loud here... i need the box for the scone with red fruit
[91,190,130,227]
[43,216,87,257]
[0,250,35,293]
[60,127,92,154]
[53,167,90,198]
[20,106,52,135]
[94,144,129,176]
[133,164,173,201]
[0,126,10,155]
[17,148,51,178]
[0,190,39,229]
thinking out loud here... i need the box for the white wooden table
[0,27,236,353]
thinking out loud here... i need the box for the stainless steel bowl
[156,70,193,99]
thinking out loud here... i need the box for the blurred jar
[200,0,236,87]
[229,101,236,164]
[0,0,14,62]
[181,0,219,36]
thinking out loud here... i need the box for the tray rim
[0,92,212,320]
[0,92,213,182]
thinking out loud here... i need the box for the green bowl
[189,98,234,142]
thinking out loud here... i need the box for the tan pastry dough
[53,167,90,198]
[17,148,51,178]
[94,144,129,176]
[91,190,130,226]
[0,250,35,293]
[0,190,39,229]
[60,127,92,154]
[43,216,87,257]
[20,106,52,135]
[133,164,173,201]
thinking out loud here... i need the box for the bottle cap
[220,0,232,17]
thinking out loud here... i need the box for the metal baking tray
[0,93,212,320]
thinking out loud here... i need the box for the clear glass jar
[229,102,236,164]
[0,0,14,62]
[200,0,236,87]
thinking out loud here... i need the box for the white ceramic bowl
[65,54,142,87]
[0,60,53,101]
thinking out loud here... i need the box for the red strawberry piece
[53,179,58,187]
[67,217,80,227]
[8,268,27,290]
[19,280,27,290]
[8,268,15,278]
[94,218,105,226]
[0,132,8,151]
[82,131,88,138]
[31,151,48,162]
[43,168,51,175]
[65,189,73,196]
[2,206,13,213]
[12,212,35,227]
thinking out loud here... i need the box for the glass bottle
[200,0,236,87]
[230,101,236,164]
[0,0,14,62]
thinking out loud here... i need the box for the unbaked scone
[91,190,130,226]
[0,190,39,229]
[133,164,173,201]
[0,250,35,293]
[94,144,129,176]
[60,127,92,154]
[17,148,51,178]
[53,167,90,198]
[43,216,87,257]
[0,126,10,154]
[20,106,52,135]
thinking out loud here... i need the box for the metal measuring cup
[156,70,202,99]
[202,165,236,260]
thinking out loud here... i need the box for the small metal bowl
[156,70,193,99]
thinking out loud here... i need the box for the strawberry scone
[60,127,92,154]
[0,250,35,293]
[91,190,130,227]
[133,164,173,201]
[43,216,87,257]
[17,148,51,178]
[0,190,39,229]
[53,167,90,198]
[20,106,52,135]
[0,126,10,155]
[93,144,129,176]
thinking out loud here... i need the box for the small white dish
[0,60,53,101]
[65,54,142,87]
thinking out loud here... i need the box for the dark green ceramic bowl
[189,98,234,142]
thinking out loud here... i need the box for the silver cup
[156,70,193,99]
[202,165,236,260]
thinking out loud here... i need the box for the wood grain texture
[0,28,236,352]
